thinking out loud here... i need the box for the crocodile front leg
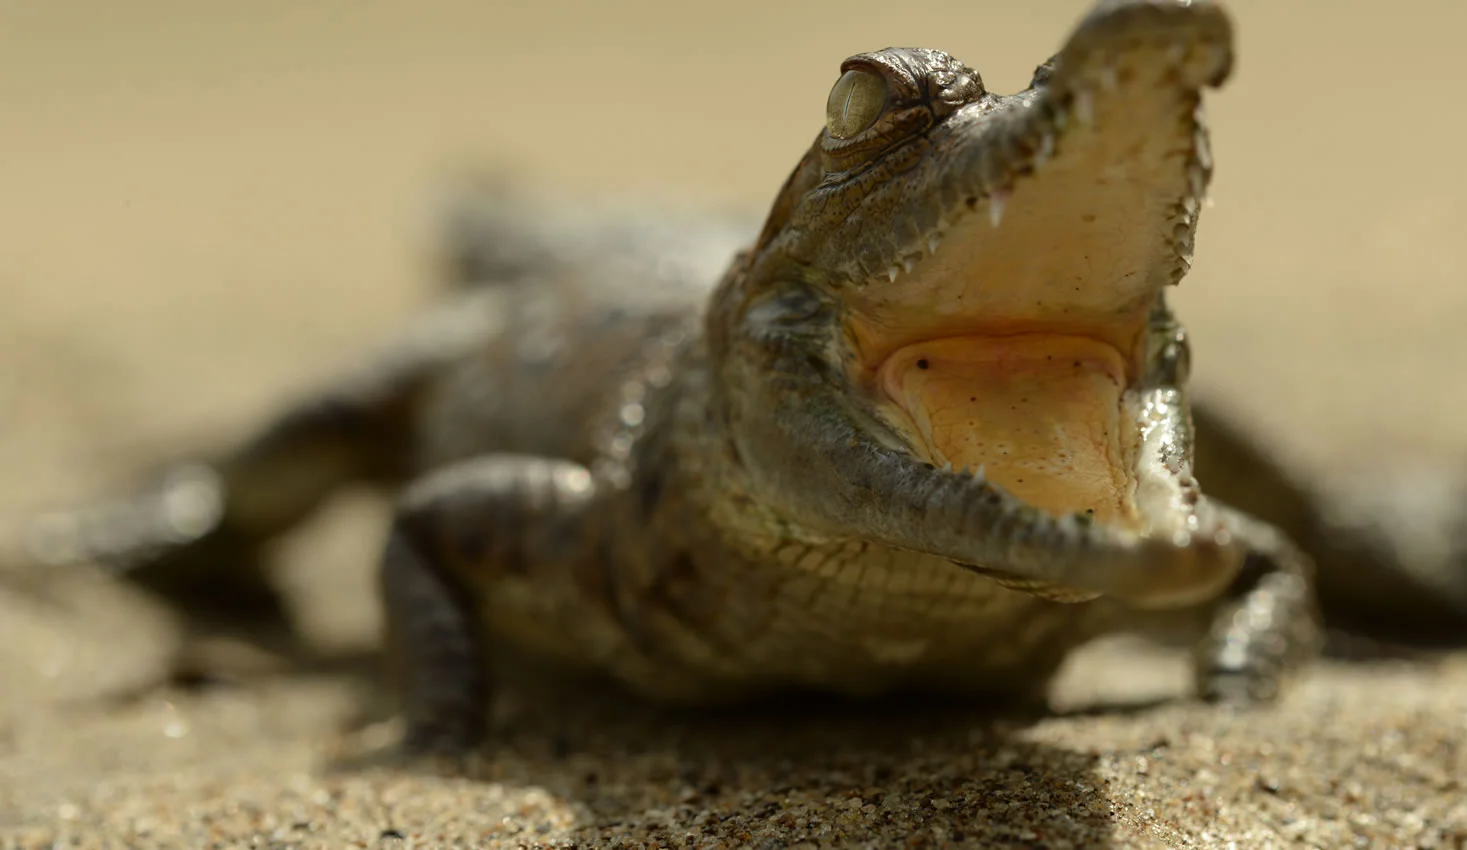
[380,454,604,753]
[1189,504,1320,702]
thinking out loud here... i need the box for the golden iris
[825,69,886,139]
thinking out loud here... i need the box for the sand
[3,0,1466,846]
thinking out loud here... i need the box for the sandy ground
[2,0,1466,846]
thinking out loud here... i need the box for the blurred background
[2,0,1465,525]
[1,1,1466,836]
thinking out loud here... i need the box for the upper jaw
[832,1,1234,371]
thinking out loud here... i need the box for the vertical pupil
[842,83,859,128]
[827,70,883,139]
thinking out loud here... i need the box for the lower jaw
[874,332,1142,527]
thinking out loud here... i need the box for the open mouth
[846,4,1231,533]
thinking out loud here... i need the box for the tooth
[1187,167,1206,199]
[1194,130,1212,170]
[1182,196,1200,217]
[940,461,954,472]
[1175,230,1195,261]
[887,266,900,283]
[927,235,942,255]
[1037,132,1055,166]
[1099,64,1118,92]
[988,190,1009,229]
[902,256,916,273]
[1075,89,1093,125]
[972,465,986,480]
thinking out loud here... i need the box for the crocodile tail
[1192,399,1467,648]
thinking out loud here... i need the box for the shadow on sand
[334,673,1119,848]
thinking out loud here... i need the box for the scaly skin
[22,0,1466,752]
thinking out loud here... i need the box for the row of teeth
[885,187,1014,284]
[881,46,1215,289]
[938,460,987,481]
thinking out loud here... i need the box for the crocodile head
[710,0,1235,591]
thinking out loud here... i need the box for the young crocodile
[24,0,1466,752]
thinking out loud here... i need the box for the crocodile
[22,0,1467,753]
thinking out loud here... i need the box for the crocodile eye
[825,69,887,139]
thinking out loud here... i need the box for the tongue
[877,334,1140,527]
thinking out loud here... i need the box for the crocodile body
[26,0,1467,752]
